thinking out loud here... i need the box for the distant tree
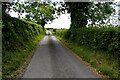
[53,29,56,34]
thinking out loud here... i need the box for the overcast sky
[44,13,71,29]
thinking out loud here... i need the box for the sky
[44,13,71,29]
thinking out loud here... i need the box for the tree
[13,1,65,28]
[2,1,67,28]
[65,2,115,29]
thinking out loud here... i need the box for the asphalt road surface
[23,31,98,78]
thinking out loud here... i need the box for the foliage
[56,27,120,56]
[12,1,65,27]
[63,2,119,78]
[2,2,115,29]
[56,29,68,38]
[56,35,119,78]
[2,13,45,78]
[17,2,55,27]
[53,29,56,34]
[2,13,44,52]
[65,2,115,29]
[2,1,65,28]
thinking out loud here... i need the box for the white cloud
[44,13,71,29]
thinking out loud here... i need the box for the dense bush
[2,14,45,77]
[2,14,44,53]
[56,27,120,55]
[56,29,68,38]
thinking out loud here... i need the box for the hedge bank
[56,27,120,56]
[2,14,45,78]
[55,27,119,78]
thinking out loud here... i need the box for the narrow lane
[23,31,98,78]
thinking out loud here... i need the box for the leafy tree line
[65,2,115,29]
[2,1,65,28]
[14,2,56,27]
[2,1,116,29]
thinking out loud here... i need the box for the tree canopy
[15,2,56,27]
[2,1,116,29]
[2,1,65,28]
[65,2,115,29]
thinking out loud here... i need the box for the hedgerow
[2,14,44,53]
[2,14,45,78]
[56,27,119,78]
[56,27,120,56]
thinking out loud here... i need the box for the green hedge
[56,29,68,38]
[56,27,120,55]
[2,14,45,78]
[2,14,44,53]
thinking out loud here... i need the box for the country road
[23,31,98,78]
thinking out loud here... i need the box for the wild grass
[55,33,119,79]
[3,33,45,78]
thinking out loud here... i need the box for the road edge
[54,35,109,79]
[10,35,46,78]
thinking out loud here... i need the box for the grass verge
[55,35,119,79]
[3,34,45,78]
